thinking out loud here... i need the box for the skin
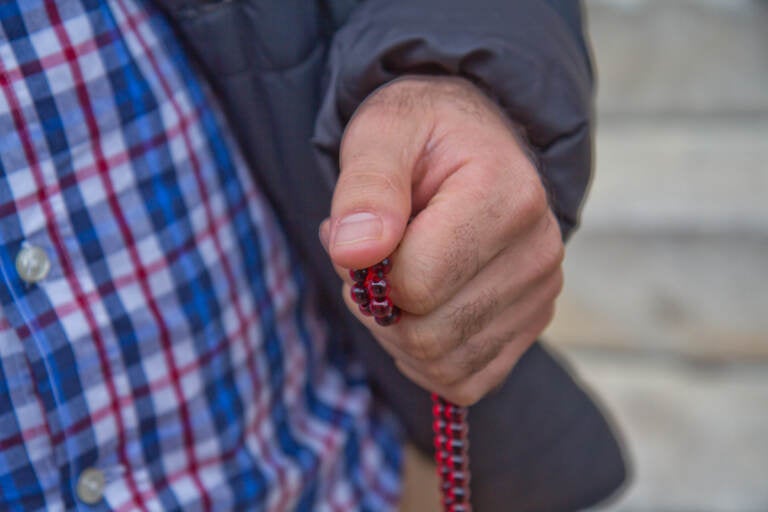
[319,76,564,406]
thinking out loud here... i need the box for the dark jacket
[156,1,627,509]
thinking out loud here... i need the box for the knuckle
[516,176,549,225]
[404,286,436,316]
[397,266,439,315]
[542,237,565,275]
[480,183,512,227]
[442,222,480,287]
[447,289,499,343]
[530,230,565,281]
[399,322,443,361]
[461,334,505,376]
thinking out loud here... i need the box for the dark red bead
[373,257,392,276]
[370,297,392,318]
[448,421,466,437]
[349,268,368,283]
[450,487,467,503]
[449,438,467,454]
[358,302,373,316]
[350,284,368,304]
[442,402,457,415]
[369,278,389,300]
[438,453,453,472]
[449,454,466,470]
[374,306,401,326]
[446,408,466,422]
[448,470,466,486]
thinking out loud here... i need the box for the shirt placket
[0,30,135,508]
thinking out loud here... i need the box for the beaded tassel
[432,394,471,512]
[349,258,401,326]
[350,259,471,512]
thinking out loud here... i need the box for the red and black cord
[350,260,472,512]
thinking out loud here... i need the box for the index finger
[389,155,547,315]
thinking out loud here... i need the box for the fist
[320,76,564,406]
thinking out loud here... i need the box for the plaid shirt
[0,1,401,510]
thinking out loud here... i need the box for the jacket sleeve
[313,1,627,510]
[313,0,595,240]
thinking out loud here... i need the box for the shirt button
[76,467,105,505]
[15,245,51,284]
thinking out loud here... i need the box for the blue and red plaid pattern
[0,1,401,510]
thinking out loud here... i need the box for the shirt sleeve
[313,0,595,240]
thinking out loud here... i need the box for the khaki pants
[400,444,440,511]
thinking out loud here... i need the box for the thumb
[328,84,431,270]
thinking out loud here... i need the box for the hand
[319,76,564,406]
